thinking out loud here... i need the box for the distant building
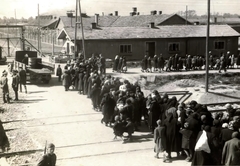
[58,24,240,60]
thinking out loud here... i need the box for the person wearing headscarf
[148,95,161,133]
[163,112,181,161]
[100,93,116,126]
[185,112,201,162]
[219,122,235,148]
[221,132,240,166]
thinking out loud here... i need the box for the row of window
[120,41,225,53]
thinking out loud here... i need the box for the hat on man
[47,143,55,148]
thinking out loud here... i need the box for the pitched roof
[58,15,119,28]
[110,14,190,27]
[58,14,191,28]
[59,25,240,40]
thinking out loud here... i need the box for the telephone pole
[205,0,210,92]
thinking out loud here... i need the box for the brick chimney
[95,14,99,25]
[149,22,155,28]
[91,22,97,29]
[115,11,118,16]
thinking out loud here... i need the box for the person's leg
[3,93,7,103]
[24,84,27,93]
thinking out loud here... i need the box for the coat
[56,67,62,76]
[163,113,181,154]
[0,76,9,93]
[37,153,57,166]
[19,69,27,84]
[222,138,240,166]
[154,126,166,153]
[61,73,71,86]
[101,94,116,123]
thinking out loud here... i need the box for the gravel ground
[0,65,239,165]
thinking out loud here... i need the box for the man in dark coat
[100,93,116,126]
[222,132,240,166]
[37,143,56,166]
[12,70,19,101]
[56,65,62,82]
[18,67,27,93]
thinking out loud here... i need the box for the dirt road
[0,64,194,166]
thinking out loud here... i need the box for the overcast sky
[1,0,240,18]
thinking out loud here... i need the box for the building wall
[76,37,239,60]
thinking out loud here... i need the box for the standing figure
[37,143,57,166]
[18,67,27,93]
[61,70,71,91]
[154,119,166,159]
[112,55,119,72]
[219,53,227,73]
[12,70,19,101]
[0,71,10,103]
[56,65,62,82]
[99,54,106,75]
[141,55,148,72]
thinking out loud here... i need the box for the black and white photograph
[0,0,240,165]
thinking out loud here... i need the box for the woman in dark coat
[141,55,148,72]
[83,72,89,95]
[185,113,201,161]
[148,95,161,132]
[158,55,165,72]
[90,83,101,110]
[163,112,181,160]
[100,93,116,126]
[113,55,119,72]
[78,71,84,94]
[117,56,123,72]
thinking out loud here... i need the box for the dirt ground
[0,65,240,166]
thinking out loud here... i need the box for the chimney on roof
[159,11,162,15]
[194,21,200,25]
[95,14,99,25]
[115,11,118,16]
[133,7,137,12]
[151,10,157,15]
[91,22,97,29]
[130,12,137,16]
[214,17,217,23]
[149,22,155,28]
[108,13,113,16]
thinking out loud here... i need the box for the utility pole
[74,0,85,59]
[205,0,210,92]
[38,4,40,53]
[74,0,78,58]
[185,6,188,25]
[79,0,85,59]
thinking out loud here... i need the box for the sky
[1,0,240,19]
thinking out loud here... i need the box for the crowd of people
[141,52,240,73]
[58,53,240,165]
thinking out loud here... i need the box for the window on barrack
[168,43,180,52]
[120,44,132,53]
[214,41,225,50]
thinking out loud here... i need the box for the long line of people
[141,52,240,73]
[60,54,240,166]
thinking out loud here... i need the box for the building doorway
[146,42,155,58]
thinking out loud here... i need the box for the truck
[13,51,55,84]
